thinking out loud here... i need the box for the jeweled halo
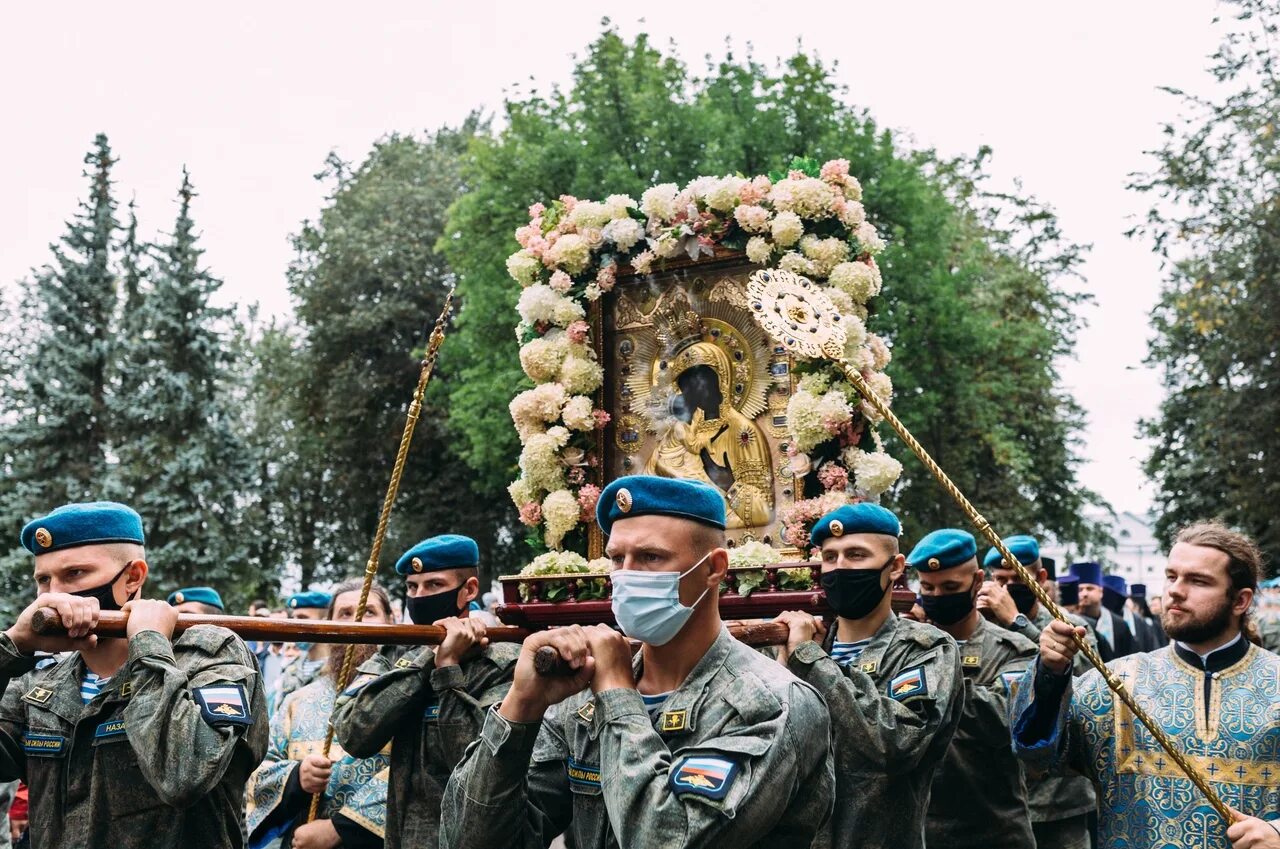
[746,268,846,360]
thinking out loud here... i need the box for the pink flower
[596,264,616,292]
[738,182,764,205]
[567,320,590,344]
[592,409,611,429]
[549,270,573,293]
[528,202,546,218]
[519,502,542,526]
[782,523,809,547]
[567,467,586,485]
[817,462,849,492]
[559,195,578,212]
[577,484,602,520]
[820,159,850,182]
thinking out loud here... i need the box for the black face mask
[921,579,977,626]
[821,557,894,621]
[1007,582,1038,615]
[70,561,136,612]
[407,585,464,626]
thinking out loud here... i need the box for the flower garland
[506,157,903,554]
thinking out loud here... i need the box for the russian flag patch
[669,755,739,801]
[888,666,928,703]
[193,683,253,726]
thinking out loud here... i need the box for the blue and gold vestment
[1013,637,1280,849]
[246,676,390,847]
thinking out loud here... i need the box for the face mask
[1007,582,1038,615]
[70,561,136,612]
[921,577,977,626]
[610,551,712,646]
[407,585,464,626]
[821,557,895,621]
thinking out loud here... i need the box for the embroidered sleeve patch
[566,756,602,789]
[423,702,440,721]
[669,755,739,801]
[22,733,66,757]
[193,683,253,727]
[94,718,127,740]
[888,666,929,703]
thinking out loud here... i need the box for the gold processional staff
[744,267,1233,824]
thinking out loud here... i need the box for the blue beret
[21,501,145,554]
[596,475,726,536]
[1102,574,1128,596]
[810,503,902,548]
[1057,575,1080,606]
[983,534,1040,569]
[1130,583,1147,598]
[167,586,225,611]
[1069,561,1103,586]
[287,591,332,610]
[395,534,480,576]
[907,529,978,572]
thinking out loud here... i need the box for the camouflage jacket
[786,614,962,849]
[0,627,268,849]
[1015,606,1099,822]
[439,626,834,849]
[332,642,519,849]
[925,616,1037,849]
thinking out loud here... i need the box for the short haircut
[186,602,223,616]
[689,521,727,554]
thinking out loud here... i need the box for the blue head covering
[1130,583,1147,599]
[596,475,726,536]
[810,503,902,548]
[167,586,225,610]
[1069,561,1103,587]
[983,534,1040,569]
[21,502,145,554]
[287,591,332,611]
[395,534,481,575]
[907,529,978,572]
[1057,575,1080,606]
[1101,574,1128,596]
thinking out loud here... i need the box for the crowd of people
[0,476,1276,848]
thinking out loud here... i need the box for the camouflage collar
[22,652,86,724]
[824,611,900,675]
[629,625,735,736]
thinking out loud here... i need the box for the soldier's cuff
[788,640,827,667]
[127,629,177,666]
[595,687,646,723]
[0,634,38,676]
[479,704,540,759]
[430,663,466,691]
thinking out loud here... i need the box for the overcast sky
[1,1,1226,518]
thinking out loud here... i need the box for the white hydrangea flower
[641,183,680,220]
[841,315,868,359]
[843,448,903,498]
[745,236,773,264]
[602,217,645,252]
[542,489,581,550]
[547,233,592,275]
[603,194,638,219]
[505,250,541,286]
[857,221,886,255]
[517,333,569,383]
[559,352,604,395]
[827,261,883,304]
[561,395,595,431]
[705,176,747,212]
[771,211,804,247]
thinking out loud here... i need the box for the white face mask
[609,550,713,646]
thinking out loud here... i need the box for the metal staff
[307,289,454,824]
[745,268,1232,823]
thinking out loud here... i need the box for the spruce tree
[0,134,119,612]
[108,170,250,598]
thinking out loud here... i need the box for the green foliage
[107,170,252,601]
[1131,0,1280,563]
[0,134,119,616]
[280,121,520,588]
[444,26,1105,550]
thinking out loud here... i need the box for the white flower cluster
[728,540,781,569]
[842,447,904,498]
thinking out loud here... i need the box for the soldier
[166,586,225,615]
[440,475,834,848]
[1014,521,1280,848]
[0,501,268,848]
[272,591,333,713]
[982,536,1097,849]
[331,534,519,849]
[774,503,963,849]
[912,528,1037,849]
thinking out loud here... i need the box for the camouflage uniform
[1256,612,1280,654]
[925,616,1037,849]
[271,655,324,714]
[0,626,268,848]
[1010,606,1099,849]
[332,642,520,849]
[440,626,834,849]
[785,614,963,849]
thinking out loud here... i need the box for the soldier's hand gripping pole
[306,289,454,824]
[745,268,1233,824]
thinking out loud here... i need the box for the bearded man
[1013,522,1280,849]
[247,581,394,849]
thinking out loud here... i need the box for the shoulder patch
[859,660,878,674]
[94,717,127,740]
[394,656,414,670]
[193,683,253,726]
[576,700,596,724]
[962,654,982,668]
[23,685,53,705]
[888,665,929,703]
[567,756,602,789]
[669,755,739,801]
[660,709,688,733]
